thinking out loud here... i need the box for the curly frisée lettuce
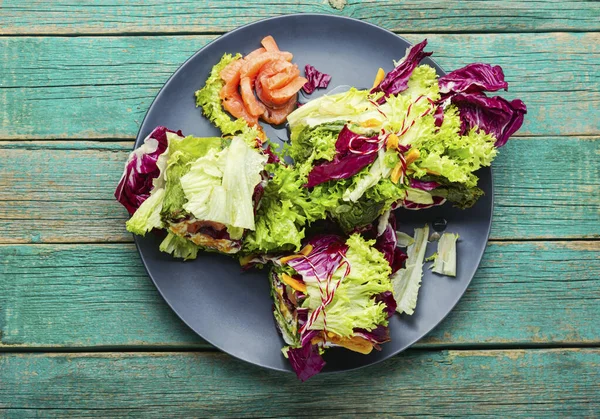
[194,53,246,134]
[270,234,395,381]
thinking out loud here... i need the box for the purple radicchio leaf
[286,235,349,281]
[287,343,326,382]
[436,63,527,147]
[305,126,380,188]
[451,93,527,147]
[410,178,441,191]
[371,39,432,102]
[114,126,182,215]
[439,63,508,96]
[302,64,332,94]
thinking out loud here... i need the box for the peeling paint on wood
[0,241,598,349]
[0,33,598,139]
[1,1,598,34]
[0,350,598,416]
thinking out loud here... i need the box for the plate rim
[132,12,494,375]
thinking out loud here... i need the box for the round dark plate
[134,14,493,374]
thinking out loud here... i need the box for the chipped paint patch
[328,0,346,10]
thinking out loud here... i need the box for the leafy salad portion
[115,36,526,381]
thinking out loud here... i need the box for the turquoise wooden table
[1,1,599,416]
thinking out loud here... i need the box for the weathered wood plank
[0,350,598,417]
[1,241,598,349]
[1,0,599,35]
[2,137,598,245]
[1,33,598,139]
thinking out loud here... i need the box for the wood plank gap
[0,134,598,143]
[0,29,598,38]
[2,342,600,354]
[1,238,598,247]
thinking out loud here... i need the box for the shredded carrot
[405,149,420,166]
[299,244,313,256]
[386,133,399,150]
[390,161,404,184]
[239,254,255,266]
[279,254,303,264]
[327,333,374,355]
[281,273,307,293]
[426,169,440,176]
[371,67,385,89]
[360,118,381,128]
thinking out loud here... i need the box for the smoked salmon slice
[240,76,266,116]
[222,90,258,126]
[258,76,308,107]
[239,51,294,81]
[261,35,280,52]
[242,47,267,63]
[262,65,300,90]
[220,58,244,83]
[219,59,243,100]
[262,96,298,125]
[217,36,302,127]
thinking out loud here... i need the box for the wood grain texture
[0,349,598,417]
[1,0,599,35]
[2,137,598,245]
[1,33,599,139]
[1,241,598,349]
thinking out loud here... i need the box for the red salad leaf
[371,39,432,102]
[439,63,508,96]
[410,178,441,191]
[286,235,349,281]
[451,93,527,147]
[114,126,182,215]
[354,324,391,348]
[305,126,380,187]
[373,292,397,319]
[436,62,526,147]
[287,343,326,382]
[303,64,332,94]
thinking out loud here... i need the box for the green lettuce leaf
[432,232,459,276]
[159,231,200,261]
[242,162,313,253]
[411,106,498,188]
[181,136,267,231]
[405,188,434,205]
[428,176,485,209]
[125,188,166,235]
[287,88,381,129]
[244,198,306,253]
[343,149,393,202]
[160,135,223,220]
[391,224,429,315]
[288,121,345,163]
